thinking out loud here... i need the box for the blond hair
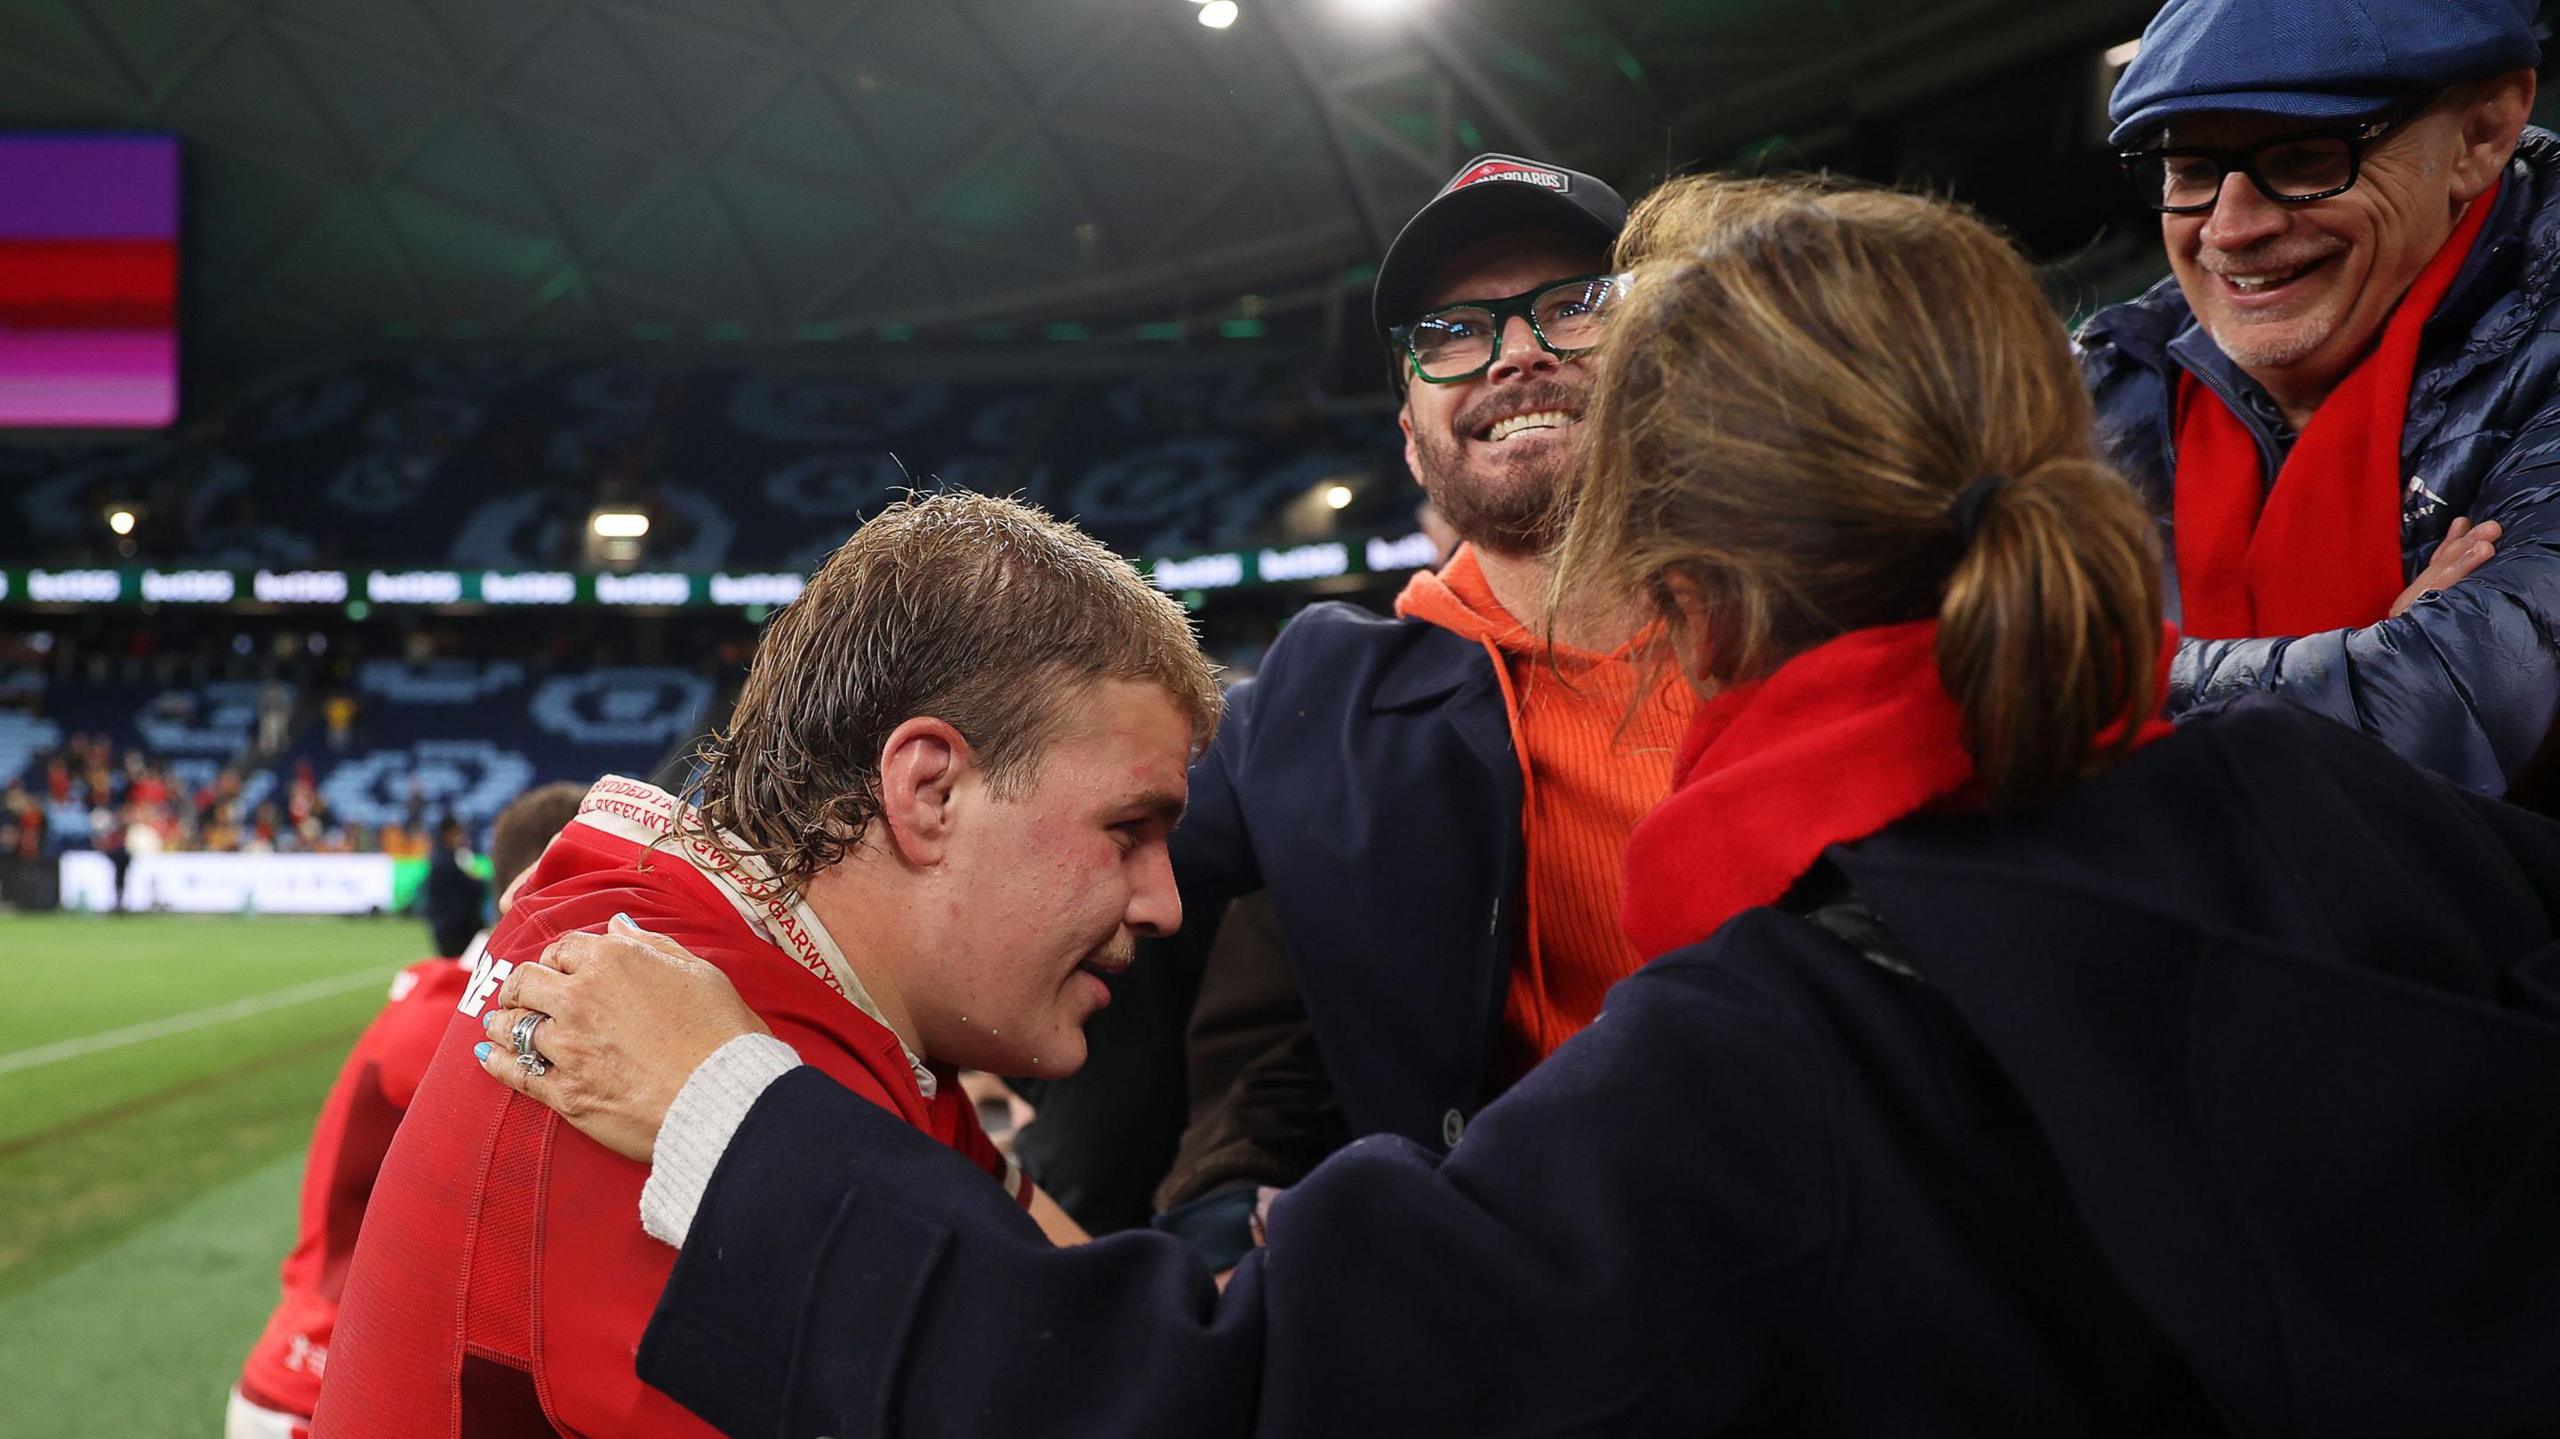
[692,492,1220,886]
[1557,179,2163,810]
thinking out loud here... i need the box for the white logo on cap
[1445,157,1570,195]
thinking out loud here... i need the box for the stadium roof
[4,0,2157,371]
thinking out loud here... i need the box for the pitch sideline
[0,967,396,1079]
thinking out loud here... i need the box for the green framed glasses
[1392,272,1630,384]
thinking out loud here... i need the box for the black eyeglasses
[1390,273,1629,384]
[2118,95,2436,214]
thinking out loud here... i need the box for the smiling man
[2080,0,2560,797]
[1007,154,1700,1266]
[309,494,1219,1438]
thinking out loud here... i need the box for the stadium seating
[2,659,709,852]
[292,660,711,830]
[6,358,1409,569]
[0,713,61,798]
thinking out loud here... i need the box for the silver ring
[511,1011,550,1076]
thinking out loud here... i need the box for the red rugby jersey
[312,778,1025,1437]
[235,952,474,1423]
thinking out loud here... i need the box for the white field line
[0,967,394,1079]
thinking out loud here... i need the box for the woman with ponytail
[1560,180,2185,957]
[474,183,2560,1438]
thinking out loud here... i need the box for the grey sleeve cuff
[641,1032,804,1248]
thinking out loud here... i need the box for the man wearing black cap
[1372,154,1628,609]
[2082,0,2560,797]
[1011,154,1697,1264]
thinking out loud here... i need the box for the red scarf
[2173,182,2500,639]
[1619,619,2178,958]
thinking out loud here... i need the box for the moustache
[2197,239,2345,276]
[1452,379,1588,440]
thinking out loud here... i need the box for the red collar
[1620,620,2177,957]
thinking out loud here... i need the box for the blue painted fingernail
[474,1041,493,1062]
[613,912,633,927]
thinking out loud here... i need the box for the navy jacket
[640,698,2560,1438]
[1013,600,1522,1227]
[2079,127,2560,797]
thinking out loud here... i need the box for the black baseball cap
[1371,153,1629,343]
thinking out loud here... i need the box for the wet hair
[487,781,590,897]
[690,492,1221,887]
[1556,178,2163,810]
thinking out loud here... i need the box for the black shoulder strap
[1786,859,1923,982]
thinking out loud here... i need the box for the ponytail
[1558,178,2171,804]
[1935,458,2164,811]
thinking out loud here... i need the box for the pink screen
[0,135,178,428]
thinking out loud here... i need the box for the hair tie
[1949,473,2010,542]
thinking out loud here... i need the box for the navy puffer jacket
[2079,126,2560,796]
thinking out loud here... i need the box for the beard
[1408,378,1583,557]
[2199,309,2336,371]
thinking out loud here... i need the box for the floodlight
[591,510,651,539]
[1324,485,1354,511]
[107,508,136,536]
[1200,1,1239,28]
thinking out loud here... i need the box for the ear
[875,716,972,866]
[1399,401,1425,489]
[2451,70,2535,202]
[1658,571,1722,696]
[496,865,535,916]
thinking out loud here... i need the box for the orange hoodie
[1396,545,1694,1085]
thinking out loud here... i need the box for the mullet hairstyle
[1555,179,2163,811]
[688,492,1221,890]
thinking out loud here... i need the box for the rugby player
[310,494,1218,1436]
[227,780,588,1439]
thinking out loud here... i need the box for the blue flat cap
[2108,0,2540,145]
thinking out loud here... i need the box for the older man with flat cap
[2082,0,2560,797]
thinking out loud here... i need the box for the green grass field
[0,914,430,1434]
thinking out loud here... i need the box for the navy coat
[1013,601,1524,1228]
[2079,127,2560,797]
[639,698,2560,1438]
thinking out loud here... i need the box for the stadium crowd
[4,741,414,862]
[0,612,769,868]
